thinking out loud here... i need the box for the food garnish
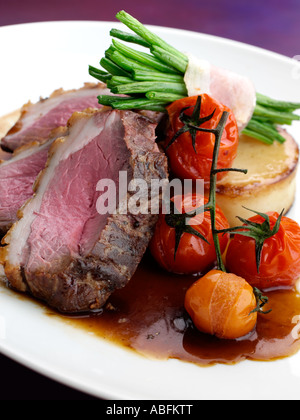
[224,207,284,273]
[165,95,217,153]
[164,94,239,186]
[251,288,272,315]
[149,194,230,275]
[89,10,300,145]
[226,210,300,290]
[184,270,258,340]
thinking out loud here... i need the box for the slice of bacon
[184,55,256,131]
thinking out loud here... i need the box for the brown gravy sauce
[60,252,300,367]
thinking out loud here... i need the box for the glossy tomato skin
[184,270,257,340]
[226,212,300,290]
[165,95,238,187]
[149,194,230,275]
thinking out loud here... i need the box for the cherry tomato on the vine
[226,212,300,290]
[164,94,239,188]
[184,270,258,340]
[149,194,230,275]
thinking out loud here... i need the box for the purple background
[1,0,300,57]
[1,0,300,401]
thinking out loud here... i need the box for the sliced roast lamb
[0,149,12,161]
[0,127,66,233]
[1,108,168,313]
[0,83,111,151]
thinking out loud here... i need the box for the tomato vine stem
[165,96,247,271]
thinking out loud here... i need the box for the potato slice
[216,129,299,226]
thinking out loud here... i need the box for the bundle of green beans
[89,10,300,145]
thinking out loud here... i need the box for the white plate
[1,20,300,401]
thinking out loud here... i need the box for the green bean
[111,81,187,95]
[246,119,286,143]
[146,91,185,102]
[116,10,188,63]
[253,104,300,125]
[133,70,184,82]
[110,28,151,48]
[256,93,300,111]
[109,50,157,73]
[112,39,180,74]
[151,45,187,74]
[242,128,274,145]
[88,66,112,82]
[99,57,131,77]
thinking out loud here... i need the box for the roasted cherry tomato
[184,270,257,340]
[149,194,230,275]
[164,94,239,187]
[226,212,300,290]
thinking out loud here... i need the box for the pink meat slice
[0,83,110,151]
[25,111,131,273]
[2,108,168,313]
[0,149,12,161]
[0,128,65,232]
